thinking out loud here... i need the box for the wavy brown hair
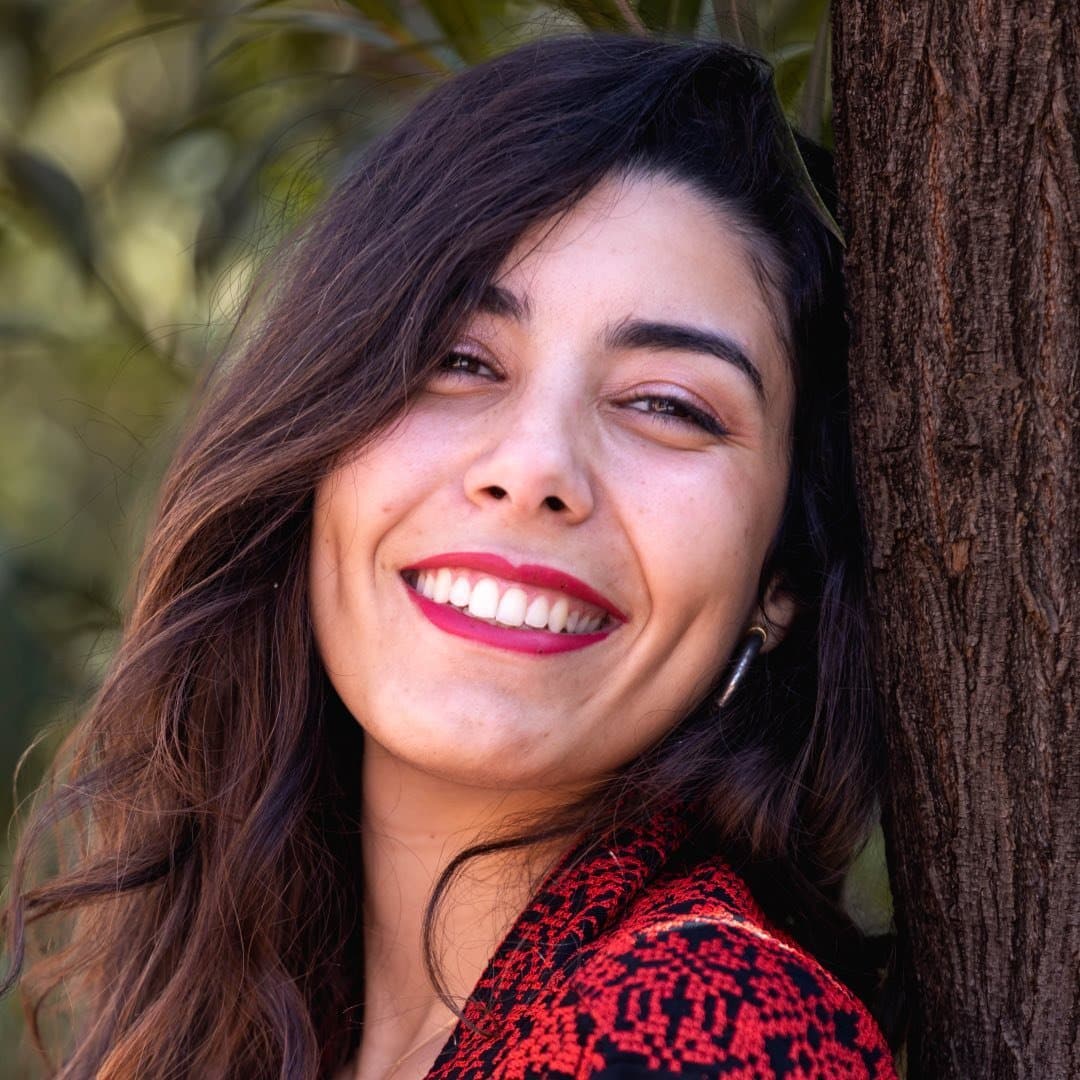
[2,33,887,1078]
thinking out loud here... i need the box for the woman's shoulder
[540,854,896,1078]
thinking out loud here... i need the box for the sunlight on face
[309,173,796,793]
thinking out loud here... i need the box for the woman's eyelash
[625,395,729,437]
[436,351,496,377]
[433,354,727,438]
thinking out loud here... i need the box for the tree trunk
[830,3,1079,1078]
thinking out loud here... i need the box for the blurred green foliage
[0,1,869,1073]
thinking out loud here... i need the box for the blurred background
[0,1,886,1071]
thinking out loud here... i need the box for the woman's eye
[625,395,729,438]
[433,351,496,379]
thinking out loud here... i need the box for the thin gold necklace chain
[383,1016,460,1079]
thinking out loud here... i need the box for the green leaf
[710,0,762,50]
[343,0,407,26]
[0,314,70,345]
[796,7,829,140]
[771,40,815,65]
[338,0,466,71]
[637,0,703,33]
[51,0,279,80]
[410,0,525,65]
[553,0,642,32]
[241,8,404,49]
[191,95,355,272]
[765,0,829,44]
[0,144,95,274]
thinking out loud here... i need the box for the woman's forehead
[481,173,793,416]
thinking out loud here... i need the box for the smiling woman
[312,174,795,781]
[2,33,895,1080]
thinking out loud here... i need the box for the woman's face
[310,173,796,793]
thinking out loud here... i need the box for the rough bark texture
[831,2,1079,1077]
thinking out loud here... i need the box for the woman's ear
[756,576,799,653]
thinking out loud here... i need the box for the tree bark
[831,2,1079,1077]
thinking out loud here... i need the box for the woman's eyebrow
[604,318,766,404]
[479,283,530,320]
[478,285,766,405]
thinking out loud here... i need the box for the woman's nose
[462,397,596,525]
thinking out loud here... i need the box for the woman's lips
[403,551,627,621]
[400,551,625,656]
[405,588,615,655]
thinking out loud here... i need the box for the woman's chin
[361,715,588,795]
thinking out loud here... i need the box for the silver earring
[717,625,768,708]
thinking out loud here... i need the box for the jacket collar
[428,798,696,1072]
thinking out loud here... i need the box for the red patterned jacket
[425,800,896,1079]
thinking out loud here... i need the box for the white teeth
[524,595,550,628]
[433,567,453,603]
[411,568,611,635]
[467,577,500,619]
[547,597,569,633]
[495,586,527,627]
[449,575,472,607]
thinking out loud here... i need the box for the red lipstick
[404,552,627,622]
[401,551,625,656]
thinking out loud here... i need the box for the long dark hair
[2,33,885,1078]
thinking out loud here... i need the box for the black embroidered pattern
[426,803,895,1079]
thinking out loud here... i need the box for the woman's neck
[354,736,575,1078]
